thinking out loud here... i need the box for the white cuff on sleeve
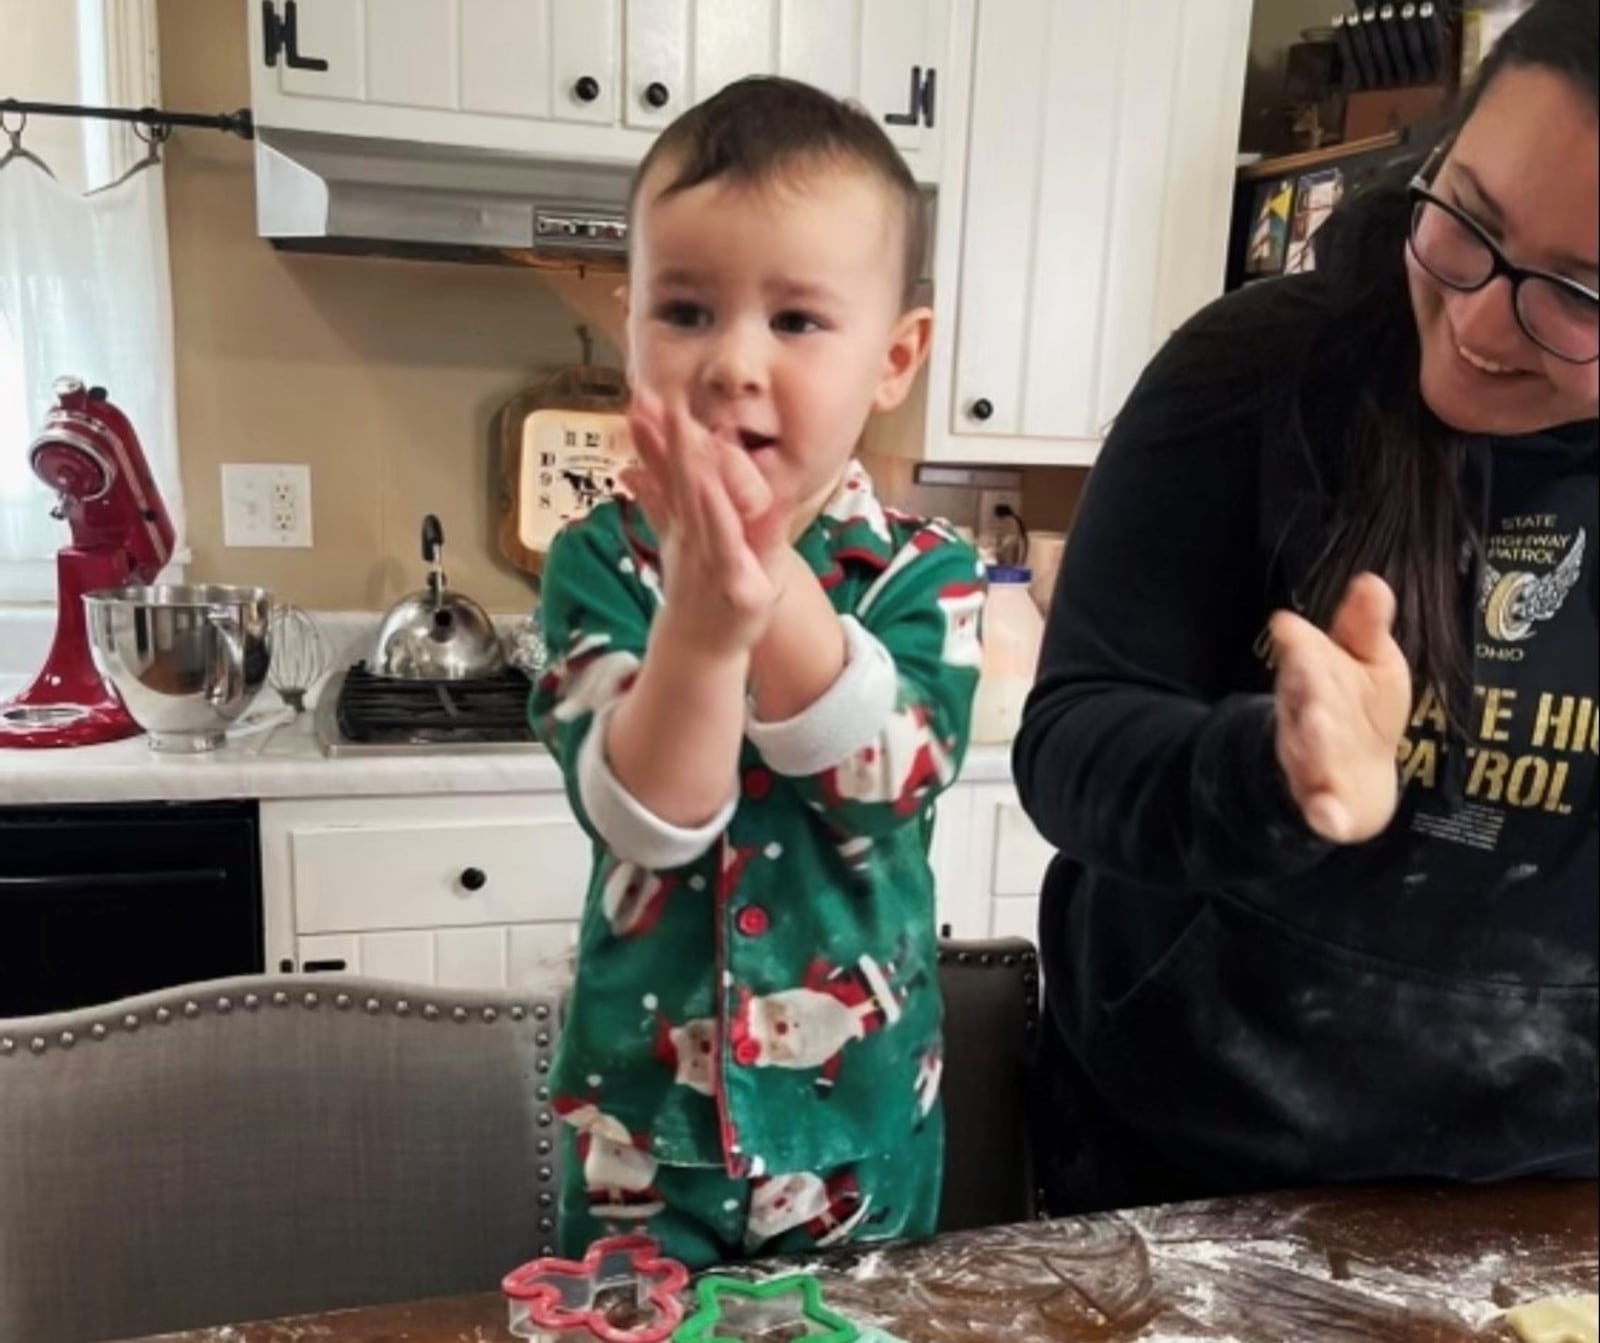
[746,616,898,777]
[576,701,736,869]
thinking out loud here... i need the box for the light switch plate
[221,463,313,548]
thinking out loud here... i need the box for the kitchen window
[0,0,184,601]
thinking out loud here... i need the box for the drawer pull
[459,867,488,893]
[304,959,347,973]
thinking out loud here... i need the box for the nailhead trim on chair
[0,990,555,1064]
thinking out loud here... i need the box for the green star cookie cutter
[671,1272,861,1342]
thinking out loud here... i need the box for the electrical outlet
[977,488,1026,566]
[978,489,1024,527]
[222,464,314,548]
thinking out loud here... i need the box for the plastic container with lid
[970,564,1044,745]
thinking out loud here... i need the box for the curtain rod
[0,98,254,140]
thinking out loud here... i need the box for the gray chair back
[1,940,1039,1343]
[0,975,563,1343]
[935,937,1041,1232]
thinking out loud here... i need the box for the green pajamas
[532,461,981,1268]
[557,1107,944,1269]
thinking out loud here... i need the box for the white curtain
[0,0,182,600]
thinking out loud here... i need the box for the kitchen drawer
[292,815,588,933]
[298,922,576,990]
[262,796,591,943]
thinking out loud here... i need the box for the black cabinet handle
[460,867,488,892]
[884,66,936,128]
[644,81,671,109]
[884,66,921,126]
[278,958,296,973]
[262,0,329,72]
[574,76,601,103]
[0,867,227,895]
[969,398,995,422]
[303,959,347,973]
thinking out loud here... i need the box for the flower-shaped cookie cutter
[502,1233,690,1342]
[672,1272,864,1342]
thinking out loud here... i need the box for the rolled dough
[1505,1295,1600,1343]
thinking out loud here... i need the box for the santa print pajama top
[532,460,985,1180]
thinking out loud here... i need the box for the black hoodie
[1014,275,1598,1212]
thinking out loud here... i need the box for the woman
[1015,0,1597,1215]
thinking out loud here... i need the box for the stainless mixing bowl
[84,584,274,752]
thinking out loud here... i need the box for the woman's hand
[1271,573,1413,844]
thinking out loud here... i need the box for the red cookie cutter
[502,1234,690,1342]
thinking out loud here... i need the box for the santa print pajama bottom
[554,1106,944,1271]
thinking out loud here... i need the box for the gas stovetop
[314,665,543,758]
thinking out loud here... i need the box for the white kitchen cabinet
[260,793,587,989]
[254,0,620,123]
[249,0,956,182]
[259,773,1044,994]
[908,0,1252,466]
[296,923,577,989]
[930,784,982,938]
[931,776,1054,945]
[622,0,951,176]
[956,782,1052,942]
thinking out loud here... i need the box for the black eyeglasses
[1406,168,1599,366]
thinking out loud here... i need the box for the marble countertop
[0,675,1016,805]
[0,687,568,805]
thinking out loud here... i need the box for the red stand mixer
[0,377,176,748]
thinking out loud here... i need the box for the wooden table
[122,1182,1597,1342]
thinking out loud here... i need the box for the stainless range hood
[253,127,631,266]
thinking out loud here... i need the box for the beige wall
[158,0,623,613]
[156,0,1083,613]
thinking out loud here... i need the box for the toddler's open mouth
[737,428,779,452]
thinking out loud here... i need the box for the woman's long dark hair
[1291,0,1597,717]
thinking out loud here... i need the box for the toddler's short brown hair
[629,76,926,309]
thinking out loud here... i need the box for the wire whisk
[268,603,332,714]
